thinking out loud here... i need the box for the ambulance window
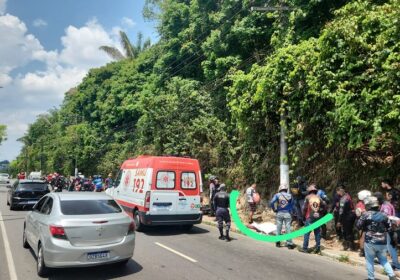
[156,171,175,189]
[181,172,197,189]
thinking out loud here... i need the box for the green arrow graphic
[229,190,333,242]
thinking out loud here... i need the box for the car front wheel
[37,243,49,277]
[9,200,16,210]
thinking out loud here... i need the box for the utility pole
[251,2,293,189]
[40,140,44,173]
[74,114,78,177]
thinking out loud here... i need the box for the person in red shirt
[18,170,26,180]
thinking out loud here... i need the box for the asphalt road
[0,189,382,280]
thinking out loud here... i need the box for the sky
[0,0,157,161]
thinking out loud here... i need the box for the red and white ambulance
[106,156,203,230]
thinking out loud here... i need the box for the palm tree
[100,31,151,61]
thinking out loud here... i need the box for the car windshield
[17,183,48,191]
[60,200,122,215]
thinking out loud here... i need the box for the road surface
[0,189,379,280]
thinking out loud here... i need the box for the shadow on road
[142,225,209,236]
[47,259,143,280]
[27,248,143,280]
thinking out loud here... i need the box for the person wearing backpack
[356,190,372,257]
[299,184,326,254]
[357,196,398,280]
[337,184,356,251]
[269,184,296,249]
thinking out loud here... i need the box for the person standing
[213,184,231,241]
[375,192,400,270]
[357,196,397,280]
[209,176,218,217]
[356,190,372,257]
[317,186,330,239]
[105,173,113,190]
[269,184,296,249]
[18,170,26,180]
[246,183,257,224]
[290,176,308,226]
[382,179,400,217]
[299,184,326,254]
[337,185,356,251]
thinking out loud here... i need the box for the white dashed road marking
[155,242,198,263]
[0,211,18,280]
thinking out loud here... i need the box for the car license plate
[27,201,37,204]
[87,251,110,260]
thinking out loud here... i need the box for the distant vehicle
[0,173,10,184]
[23,192,135,277]
[106,155,203,231]
[29,171,42,180]
[7,180,51,210]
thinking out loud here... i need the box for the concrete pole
[280,112,289,188]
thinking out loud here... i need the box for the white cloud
[121,17,136,28]
[0,14,44,73]
[59,19,114,68]
[33,18,47,27]
[0,15,119,160]
[0,0,6,15]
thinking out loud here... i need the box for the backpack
[278,193,290,209]
[308,194,322,220]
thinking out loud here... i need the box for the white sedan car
[0,173,10,184]
[23,192,135,276]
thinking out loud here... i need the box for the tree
[99,31,151,61]
[0,125,7,146]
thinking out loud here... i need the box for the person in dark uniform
[213,184,231,241]
[291,176,308,226]
[331,185,344,240]
[337,184,356,250]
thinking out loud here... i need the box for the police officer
[213,184,231,241]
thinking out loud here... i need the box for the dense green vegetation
[13,0,400,193]
[0,125,6,146]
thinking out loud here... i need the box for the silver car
[23,192,135,277]
[0,173,10,184]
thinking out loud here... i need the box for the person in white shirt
[246,184,257,223]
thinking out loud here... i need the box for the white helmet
[279,184,288,191]
[358,190,372,201]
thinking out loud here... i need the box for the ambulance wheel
[133,211,144,232]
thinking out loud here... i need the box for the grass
[338,254,350,263]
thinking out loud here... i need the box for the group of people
[17,170,115,193]
[68,173,114,192]
[209,175,400,280]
